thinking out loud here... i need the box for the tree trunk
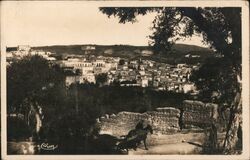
[27,102,43,141]
[223,91,242,154]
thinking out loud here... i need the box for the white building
[65,76,80,86]
[18,45,31,52]
[177,64,187,68]
[81,46,96,50]
[81,62,94,74]
[141,78,149,87]
[93,59,105,67]
[139,70,145,76]
[183,83,196,93]
[46,57,56,61]
[6,52,14,58]
[65,73,96,86]
[61,58,86,69]
[28,50,56,61]
[141,50,153,56]
[113,57,120,63]
[82,72,96,84]
[102,63,112,73]
[81,46,96,54]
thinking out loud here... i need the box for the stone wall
[98,107,180,136]
[182,100,219,128]
[97,100,220,136]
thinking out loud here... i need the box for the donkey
[117,124,153,152]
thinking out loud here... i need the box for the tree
[44,111,97,154]
[118,59,125,65]
[95,73,108,87]
[7,55,66,139]
[190,57,238,104]
[7,55,65,110]
[100,7,242,153]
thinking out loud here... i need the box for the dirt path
[129,142,202,155]
[128,131,226,155]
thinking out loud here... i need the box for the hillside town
[3,3,244,156]
[7,45,199,93]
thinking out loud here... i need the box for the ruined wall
[97,101,220,136]
[182,100,219,128]
[98,107,180,136]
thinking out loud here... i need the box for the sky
[1,1,207,48]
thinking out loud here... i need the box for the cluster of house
[58,56,120,85]
[6,45,56,64]
[6,45,199,93]
[60,55,198,93]
[106,59,198,93]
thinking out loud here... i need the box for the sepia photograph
[1,1,249,160]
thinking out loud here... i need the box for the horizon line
[6,43,210,49]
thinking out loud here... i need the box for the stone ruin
[97,107,181,136]
[97,100,220,136]
[182,100,219,128]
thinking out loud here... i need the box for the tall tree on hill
[100,7,242,153]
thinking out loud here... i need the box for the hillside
[7,44,215,64]
[171,43,211,53]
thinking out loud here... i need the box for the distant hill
[32,44,151,57]
[171,43,211,53]
[7,44,215,64]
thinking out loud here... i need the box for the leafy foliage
[95,73,108,86]
[7,116,31,141]
[190,57,238,104]
[7,55,65,113]
[67,84,188,115]
[99,7,160,23]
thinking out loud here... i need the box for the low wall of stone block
[98,107,181,136]
[182,100,219,128]
[97,101,220,136]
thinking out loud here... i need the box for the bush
[40,111,97,154]
[7,117,31,141]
